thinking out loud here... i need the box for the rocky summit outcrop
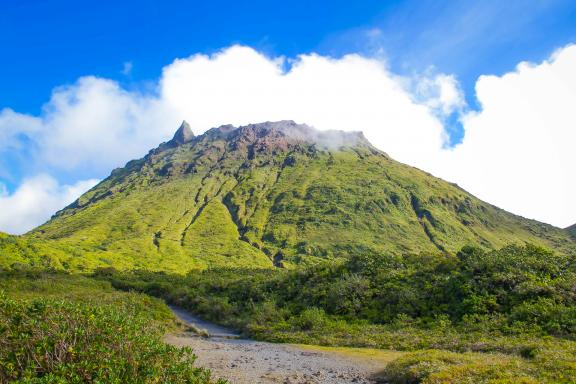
[16,120,575,272]
[202,120,375,153]
[171,120,195,145]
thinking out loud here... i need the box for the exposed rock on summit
[199,120,378,158]
[171,120,195,145]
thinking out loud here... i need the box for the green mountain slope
[568,224,576,237]
[6,121,573,272]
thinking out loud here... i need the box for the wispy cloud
[121,61,133,76]
[0,175,98,234]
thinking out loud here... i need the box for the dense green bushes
[283,243,576,334]
[2,243,574,383]
[104,244,576,341]
[100,244,576,382]
[0,272,222,384]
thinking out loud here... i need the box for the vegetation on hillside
[0,271,223,383]
[568,223,576,237]
[1,122,575,382]
[2,121,570,273]
[102,244,576,383]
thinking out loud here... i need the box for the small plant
[519,345,540,359]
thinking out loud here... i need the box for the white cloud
[159,46,449,167]
[0,46,453,238]
[0,108,42,150]
[1,77,179,174]
[413,73,466,116]
[0,175,98,235]
[433,44,576,228]
[0,44,574,232]
[0,46,456,175]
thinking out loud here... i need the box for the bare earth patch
[166,333,403,384]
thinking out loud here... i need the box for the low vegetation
[102,244,576,383]
[0,271,223,383]
[383,350,539,384]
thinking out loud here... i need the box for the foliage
[0,271,223,384]
[103,244,576,340]
[567,223,576,238]
[100,244,576,382]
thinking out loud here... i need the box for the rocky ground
[167,334,398,384]
[167,307,401,384]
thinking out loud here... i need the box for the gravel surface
[166,334,389,384]
[167,307,394,384]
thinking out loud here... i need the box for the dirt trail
[166,307,402,384]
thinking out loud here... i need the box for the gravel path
[166,307,400,384]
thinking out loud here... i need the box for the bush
[292,308,329,331]
[0,293,222,383]
[510,298,576,336]
[94,245,576,382]
[383,350,538,384]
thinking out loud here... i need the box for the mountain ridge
[3,121,573,272]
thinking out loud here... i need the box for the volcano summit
[5,121,573,272]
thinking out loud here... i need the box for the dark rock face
[171,121,195,145]
[203,120,376,155]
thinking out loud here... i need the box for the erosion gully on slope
[167,306,402,384]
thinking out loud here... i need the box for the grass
[292,343,405,363]
[181,199,271,268]
[382,348,576,384]
[383,350,532,384]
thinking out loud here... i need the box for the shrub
[292,307,329,331]
[383,350,538,384]
[510,298,576,336]
[0,293,222,383]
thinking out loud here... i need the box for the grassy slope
[3,125,570,273]
[0,272,173,320]
[0,231,71,270]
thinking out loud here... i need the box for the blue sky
[3,0,575,115]
[1,0,575,232]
